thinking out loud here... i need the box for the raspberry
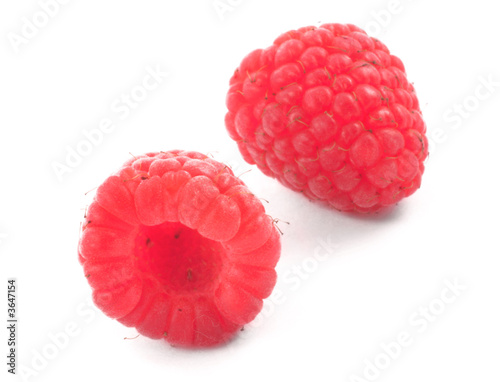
[225,23,428,212]
[78,151,280,348]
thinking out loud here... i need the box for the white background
[1,0,499,381]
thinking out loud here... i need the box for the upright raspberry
[225,23,428,212]
[78,151,280,348]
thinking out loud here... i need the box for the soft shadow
[267,186,409,262]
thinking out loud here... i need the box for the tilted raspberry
[78,151,280,348]
[225,23,428,212]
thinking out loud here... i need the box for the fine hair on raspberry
[78,151,281,348]
[225,23,428,213]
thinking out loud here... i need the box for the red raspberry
[225,23,428,212]
[78,151,280,348]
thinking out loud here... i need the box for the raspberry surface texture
[78,151,280,348]
[225,23,428,212]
